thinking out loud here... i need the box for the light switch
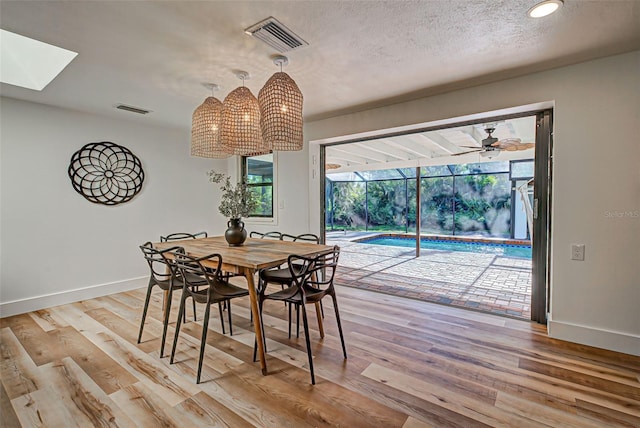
[279,200,285,210]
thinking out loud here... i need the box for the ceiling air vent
[244,17,308,53]
[115,104,151,115]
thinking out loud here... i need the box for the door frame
[531,110,553,323]
[319,108,553,323]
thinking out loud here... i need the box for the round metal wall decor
[68,141,144,205]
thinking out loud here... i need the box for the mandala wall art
[68,142,145,205]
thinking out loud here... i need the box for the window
[510,160,535,179]
[325,160,529,238]
[242,153,274,218]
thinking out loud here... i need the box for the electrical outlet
[571,244,585,261]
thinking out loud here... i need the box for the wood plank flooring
[1,283,639,427]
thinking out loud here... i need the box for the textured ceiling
[1,1,639,131]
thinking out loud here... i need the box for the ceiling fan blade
[505,142,535,151]
[495,138,536,151]
[498,137,521,145]
[452,149,481,156]
[459,145,483,149]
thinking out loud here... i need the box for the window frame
[240,152,278,225]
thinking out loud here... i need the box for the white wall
[0,98,228,316]
[0,97,313,316]
[306,51,640,356]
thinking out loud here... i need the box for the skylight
[0,29,77,91]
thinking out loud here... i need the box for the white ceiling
[1,1,639,131]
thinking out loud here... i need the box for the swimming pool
[359,236,532,258]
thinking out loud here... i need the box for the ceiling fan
[453,126,535,157]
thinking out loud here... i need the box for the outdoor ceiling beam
[326,148,376,165]
[467,125,486,145]
[395,134,437,158]
[328,158,420,174]
[341,143,391,163]
[384,135,433,158]
[419,133,462,154]
[326,155,366,166]
[327,149,531,174]
[357,140,411,161]
[447,129,482,148]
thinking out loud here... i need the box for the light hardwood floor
[1,283,639,427]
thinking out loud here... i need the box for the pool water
[360,237,532,258]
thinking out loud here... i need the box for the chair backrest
[250,231,282,240]
[281,233,320,243]
[139,242,181,282]
[288,246,340,294]
[160,231,208,242]
[307,245,340,291]
[171,249,237,296]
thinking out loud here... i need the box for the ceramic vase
[225,218,247,246]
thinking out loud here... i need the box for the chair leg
[288,302,292,339]
[251,278,264,323]
[315,302,325,339]
[227,300,233,336]
[160,287,174,358]
[320,300,325,319]
[296,304,300,338]
[252,337,257,363]
[191,287,197,322]
[301,303,315,385]
[281,283,287,307]
[252,298,267,363]
[137,283,154,344]
[259,299,267,353]
[196,303,211,384]
[170,291,188,364]
[218,302,226,335]
[332,294,348,359]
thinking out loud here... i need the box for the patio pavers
[330,235,532,319]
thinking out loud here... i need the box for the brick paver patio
[328,233,532,319]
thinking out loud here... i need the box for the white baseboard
[0,277,147,318]
[548,316,640,356]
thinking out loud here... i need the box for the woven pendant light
[191,84,231,158]
[220,71,268,156]
[258,56,303,151]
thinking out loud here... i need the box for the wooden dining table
[153,236,333,375]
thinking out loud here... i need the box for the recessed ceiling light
[0,29,77,91]
[528,0,563,18]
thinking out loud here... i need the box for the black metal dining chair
[137,242,204,358]
[280,233,319,243]
[254,246,346,385]
[159,232,209,319]
[260,233,323,337]
[160,231,208,242]
[250,231,282,240]
[169,249,249,384]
